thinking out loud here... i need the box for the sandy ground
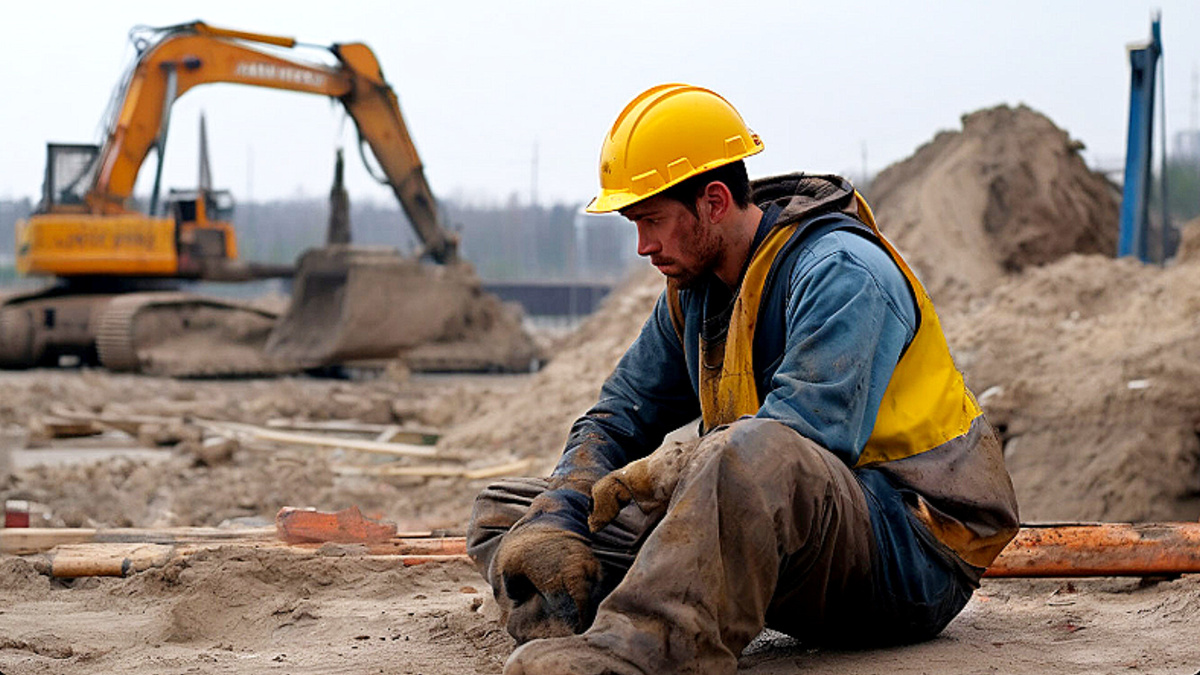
[1,546,1197,674]
[3,104,1200,673]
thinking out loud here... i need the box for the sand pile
[437,264,663,464]
[944,252,1200,522]
[865,104,1119,310]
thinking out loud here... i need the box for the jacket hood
[751,173,860,228]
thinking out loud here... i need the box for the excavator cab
[37,144,101,213]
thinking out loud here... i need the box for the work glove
[589,439,700,533]
[494,517,603,644]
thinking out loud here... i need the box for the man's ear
[699,181,733,223]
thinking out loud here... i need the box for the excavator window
[40,144,100,213]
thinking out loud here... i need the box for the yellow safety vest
[698,191,981,469]
[678,189,1014,571]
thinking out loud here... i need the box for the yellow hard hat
[586,84,764,214]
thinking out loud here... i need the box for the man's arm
[527,290,701,535]
[758,232,917,467]
[488,290,699,642]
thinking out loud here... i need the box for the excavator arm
[88,21,457,262]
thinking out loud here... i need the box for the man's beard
[662,216,723,289]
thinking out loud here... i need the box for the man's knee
[695,418,832,488]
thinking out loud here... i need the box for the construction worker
[467,84,1020,675]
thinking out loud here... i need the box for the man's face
[622,195,723,288]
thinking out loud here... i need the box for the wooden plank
[50,543,174,578]
[1,528,97,555]
[267,419,392,434]
[332,458,532,480]
[263,419,442,445]
[28,539,470,576]
[398,554,470,566]
[24,522,1200,579]
[366,537,466,556]
[1,526,276,554]
[48,404,180,436]
[36,416,103,439]
[197,420,438,458]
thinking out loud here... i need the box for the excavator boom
[41,20,456,265]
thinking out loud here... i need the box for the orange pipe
[369,525,1200,577]
[278,520,1200,577]
[985,523,1200,577]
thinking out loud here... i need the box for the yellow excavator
[3,21,538,376]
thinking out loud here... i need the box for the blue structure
[1117,15,1162,262]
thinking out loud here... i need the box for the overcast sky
[1,1,1197,209]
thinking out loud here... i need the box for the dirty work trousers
[468,418,950,674]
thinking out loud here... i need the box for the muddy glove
[589,439,700,533]
[494,514,603,643]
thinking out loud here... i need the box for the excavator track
[95,292,292,378]
[93,294,146,372]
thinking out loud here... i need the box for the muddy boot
[533,418,875,675]
[505,635,645,675]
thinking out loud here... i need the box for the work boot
[504,635,645,675]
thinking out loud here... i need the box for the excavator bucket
[263,246,540,372]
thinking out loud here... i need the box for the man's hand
[589,439,700,533]
[494,522,602,643]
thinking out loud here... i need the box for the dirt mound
[944,253,1200,522]
[437,264,663,464]
[866,104,1119,310]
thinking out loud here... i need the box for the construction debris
[28,416,102,441]
[275,506,398,545]
[331,458,534,480]
[198,419,440,458]
[265,418,442,445]
[7,521,1200,581]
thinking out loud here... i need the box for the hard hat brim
[585,148,763,214]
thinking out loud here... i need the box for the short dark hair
[657,160,751,217]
